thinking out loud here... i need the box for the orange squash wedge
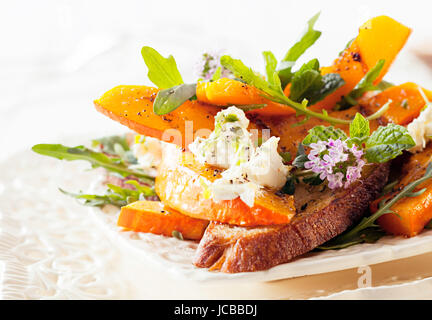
[370,144,432,237]
[286,16,411,111]
[196,78,295,116]
[118,200,209,240]
[359,82,432,125]
[94,85,219,149]
[155,152,296,227]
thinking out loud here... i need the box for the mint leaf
[337,59,385,110]
[32,144,154,183]
[365,124,415,163]
[278,12,322,87]
[141,46,183,89]
[302,126,348,145]
[308,73,345,104]
[289,59,321,102]
[349,113,370,144]
[153,83,197,115]
[292,144,308,168]
[289,59,344,104]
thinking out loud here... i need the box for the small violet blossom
[304,138,365,189]
[195,51,232,80]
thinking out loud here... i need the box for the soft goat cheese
[131,135,164,175]
[189,106,290,207]
[189,106,253,168]
[407,105,432,152]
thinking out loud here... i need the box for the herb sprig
[220,55,389,125]
[60,180,156,207]
[318,163,432,249]
[288,113,415,190]
[277,12,322,88]
[336,59,385,110]
[32,144,154,184]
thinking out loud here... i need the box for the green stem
[364,100,392,121]
[293,169,314,177]
[337,169,432,242]
[268,94,391,126]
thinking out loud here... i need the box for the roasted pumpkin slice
[370,144,432,237]
[155,152,296,227]
[196,78,295,115]
[94,85,219,149]
[288,15,411,111]
[118,200,209,240]
[359,82,432,125]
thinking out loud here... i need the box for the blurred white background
[1,0,432,161]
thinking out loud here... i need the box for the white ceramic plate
[89,178,432,283]
[5,147,432,285]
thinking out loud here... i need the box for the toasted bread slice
[193,163,390,273]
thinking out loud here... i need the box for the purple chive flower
[304,138,365,189]
[195,51,232,80]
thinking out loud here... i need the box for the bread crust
[193,163,390,273]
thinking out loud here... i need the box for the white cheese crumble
[131,135,164,175]
[407,106,432,153]
[189,106,253,168]
[189,106,289,207]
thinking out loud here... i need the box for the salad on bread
[32,14,432,273]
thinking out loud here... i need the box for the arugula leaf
[92,134,130,155]
[32,144,154,183]
[302,126,348,145]
[141,46,183,89]
[338,37,355,56]
[262,51,278,85]
[337,59,385,110]
[220,55,284,98]
[349,113,370,145]
[220,55,356,125]
[278,12,322,87]
[376,80,394,91]
[92,134,137,164]
[153,83,197,115]
[318,226,386,250]
[365,124,415,163]
[60,180,156,207]
[211,67,222,81]
[232,104,267,111]
[319,163,432,250]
